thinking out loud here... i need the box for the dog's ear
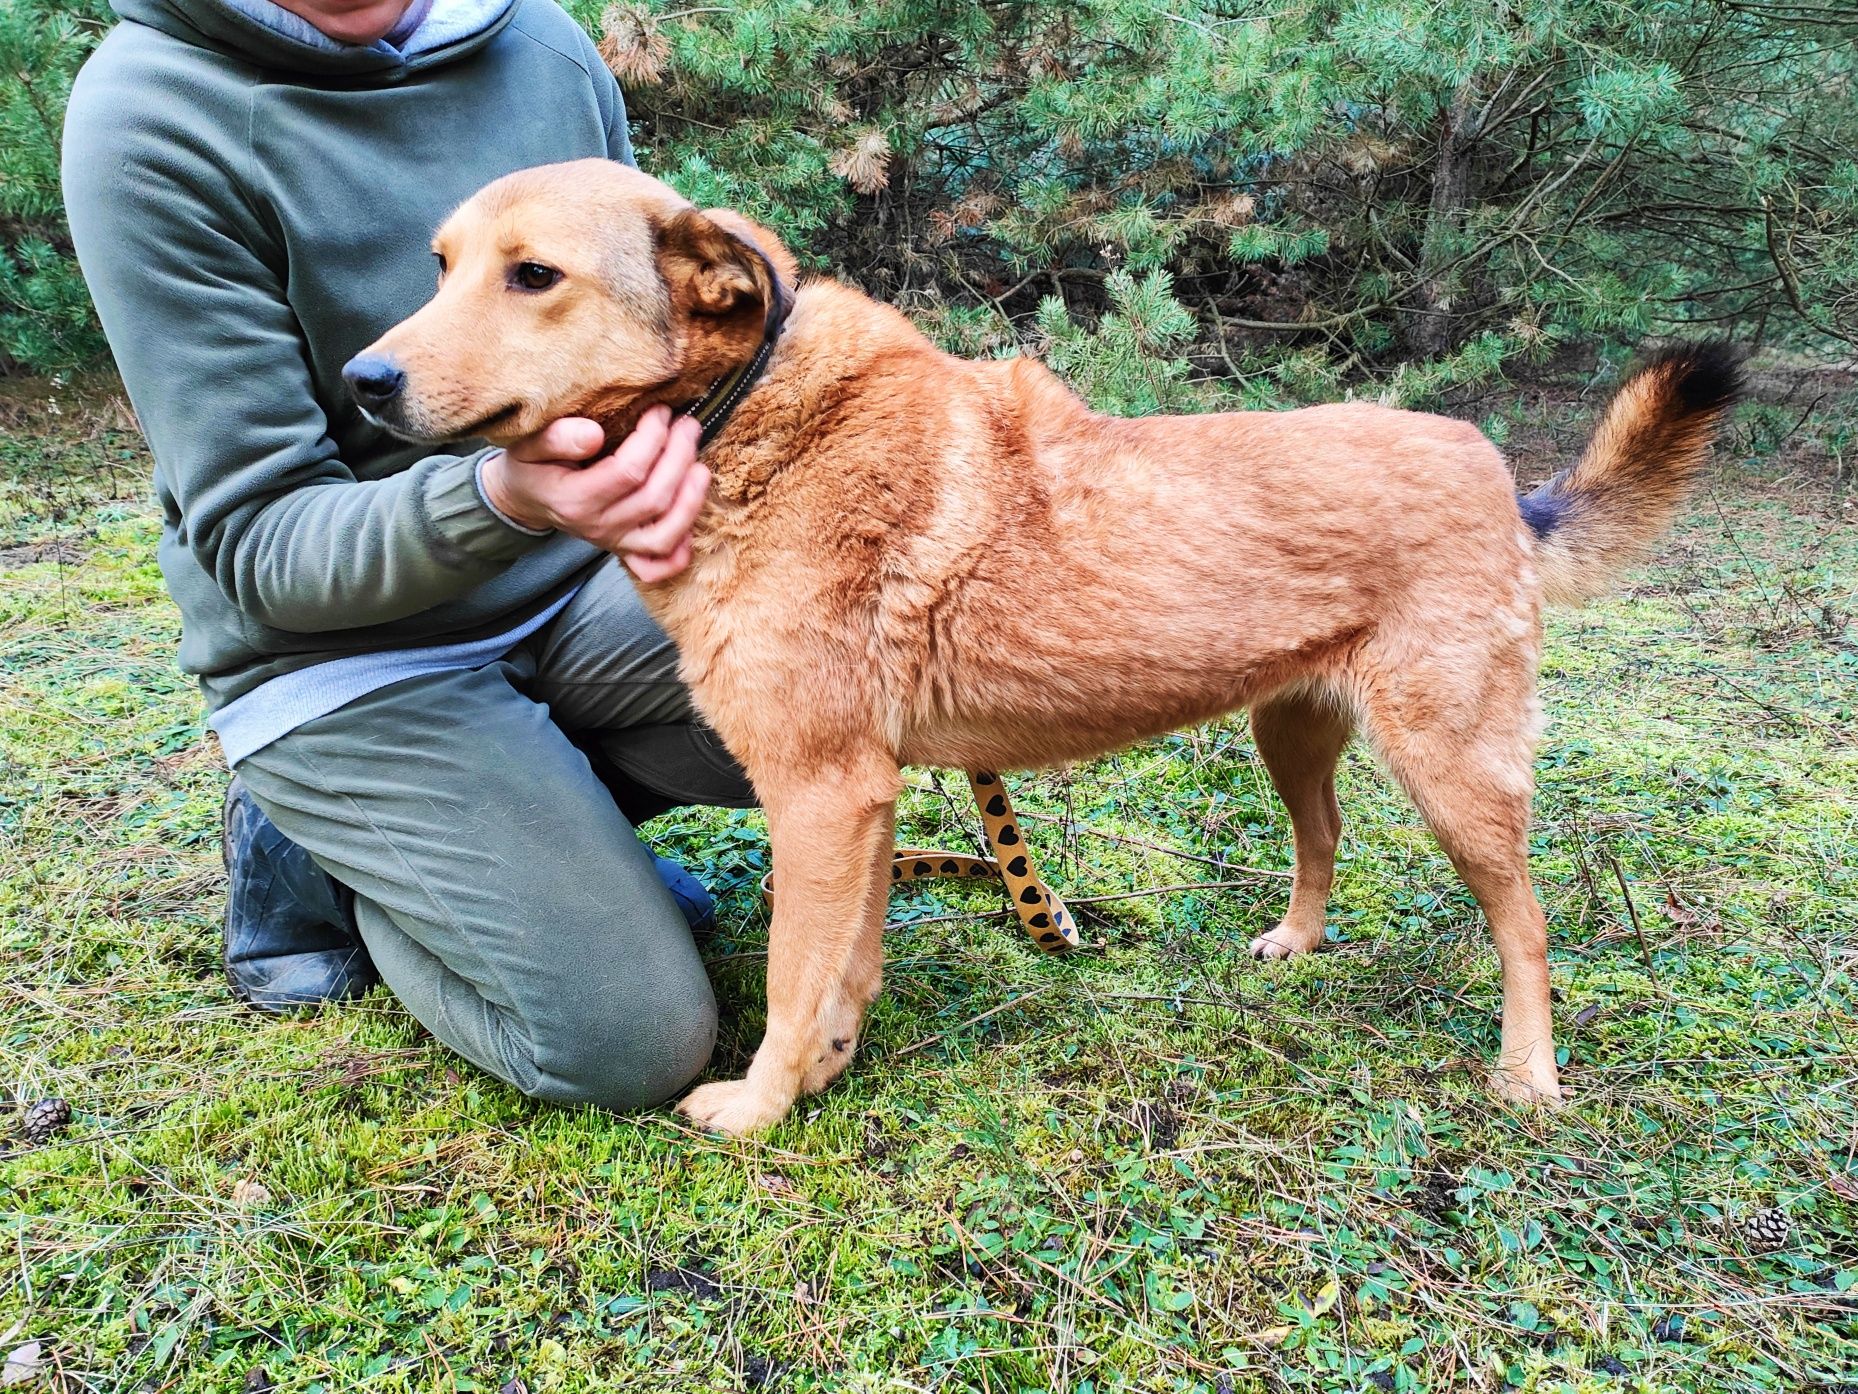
[658,207,791,319]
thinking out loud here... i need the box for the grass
[1,362,1855,1394]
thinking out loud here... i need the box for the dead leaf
[1202,192,1256,227]
[2,1342,42,1388]
[596,4,669,85]
[1663,891,1718,931]
[231,1179,271,1209]
[830,129,893,195]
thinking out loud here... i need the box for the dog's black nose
[342,354,406,411]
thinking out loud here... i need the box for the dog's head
[343,159,795,446]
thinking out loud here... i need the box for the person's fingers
[576,405,674,499]
[506,416,605,464]
[601,428,695,531]
[498,407,709,550]
[619,461,711,556]
[626,536,693,582]
[667,411,702,456]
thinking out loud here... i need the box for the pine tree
[598,0,1858,409]
[5,0,1856,391]
[0,0,111,373]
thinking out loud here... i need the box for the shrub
[0,0,110,373]
[6,0,1857,398]
[599,0,1858,410]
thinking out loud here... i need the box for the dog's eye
[432,252,447,277]
[512,261,562,292]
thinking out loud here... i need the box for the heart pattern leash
[760,771,1079,952]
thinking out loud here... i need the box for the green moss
[2,376,1855,1391]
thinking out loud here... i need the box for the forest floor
[2,358,1855,1393]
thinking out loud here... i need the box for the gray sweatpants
[237,559,755,1111]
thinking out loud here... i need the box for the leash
[948,771,1080,951]
[759,771,1079,952]
[685,254,1077,954]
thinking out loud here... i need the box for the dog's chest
[637,502,857,687]
[639,478,985,751]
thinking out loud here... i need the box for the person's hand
[480,405,709,582]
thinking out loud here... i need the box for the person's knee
[525,975,719,1113]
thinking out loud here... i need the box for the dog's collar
[681,259,794,450]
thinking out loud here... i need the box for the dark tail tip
[1517,486,1572,540]
[1642,339,1748,415]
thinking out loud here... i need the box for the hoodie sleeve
[605,87,635,165]
[60,62,552,637]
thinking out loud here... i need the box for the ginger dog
[349,159,1742,1135]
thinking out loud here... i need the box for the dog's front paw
[1487,1066,1566,1109]
[677,1079,792,1136]
[1247,920,1323,960]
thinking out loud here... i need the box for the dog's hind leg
[678,757,901,1136]
[1357,641,1563,1106]
[1248,688,1353,960]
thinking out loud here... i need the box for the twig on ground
[1603,848,1658,981]
[895,985,1055,1057]
[1011,809,1291,878]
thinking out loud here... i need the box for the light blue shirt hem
[210,586,580,767]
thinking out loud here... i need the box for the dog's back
[841,344,1532,769]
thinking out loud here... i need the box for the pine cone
[1742,1206,1790,1251]
[21,1097,72,1145]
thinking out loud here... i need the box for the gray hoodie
[61,0,629,724]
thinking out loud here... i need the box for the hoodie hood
[110,0,518,77]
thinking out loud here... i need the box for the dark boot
[223,776,378,1012]
[652,854,716,939]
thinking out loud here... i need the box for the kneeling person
[62,0,747,1110]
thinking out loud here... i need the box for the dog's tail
[1521,342,1746,607]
